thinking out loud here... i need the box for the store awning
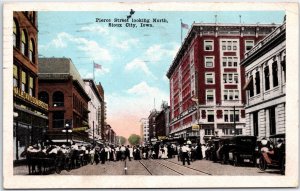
[243,77,253,90]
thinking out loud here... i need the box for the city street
[14,157,282,176]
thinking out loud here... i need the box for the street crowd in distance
[23,140,207,175]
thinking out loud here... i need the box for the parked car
[228,136,257,166]
[216,137,232,164]
[257,133,285,175]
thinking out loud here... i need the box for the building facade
[148,109,159,142]
[166,23,278,143]
[83,79,103,143]
[241,22,286,139]
[38,57,90,143]
[96,83,106,141]
[13,11,49,161]
[155,110,167,141]
[140,118,149,144]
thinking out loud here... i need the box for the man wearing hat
[181,143,191,165]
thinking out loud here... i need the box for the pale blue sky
[38,11,285,137]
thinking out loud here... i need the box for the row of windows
[204,56,239,68]
[13,18,36,64]
[204,40,254,52]
[13,64,35,96]
[205,110,240,122]
[204,128,242,135]
[205,72,239,84]
[248,55,286,97]
[204,89,240,102]
[38,91,64,107]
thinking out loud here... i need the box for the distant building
[166,22,278,143]
[241,22,286,138]
[140,118,149,144]
[13,11,48,161]
[83,79,103,144]
[148,109,159,142]
[38,57,90,143]
[155,110,167,141]
[96,82,106,141]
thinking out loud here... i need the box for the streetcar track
[162,159,213,176]
[151,160,184,175]
[139,160,152,175]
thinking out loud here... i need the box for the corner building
[167,23,277,143]
[13,12,48,162]
[38,57,90,143]
[241,22,286,139]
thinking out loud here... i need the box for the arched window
[13,19,20,48]
[53,91,64,107]
[29,39,35,63]
[21,30,28,56]
[38,91,49,104]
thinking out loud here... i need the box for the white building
[241,22,286,139]
[140,118,149,144]
[84,79,103,142]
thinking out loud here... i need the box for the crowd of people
[23,140,210,174]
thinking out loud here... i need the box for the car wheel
[258,156,267,171]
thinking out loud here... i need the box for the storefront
[13,87,48,161]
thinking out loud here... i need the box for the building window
[222,41,226,50]
[245,40,254,51]
[223,73,238,84]
[206,90,214,102]
[29,76,34,96]
[13,19,20,48]
[249,75,254,97]
[269,107,276,135]
[13,64,18,88]
[224,90,239,101]
[205,73,214,84]
[224,110,239,122]
[207,110,214,122]
[53,112,64,128]
[236,129,243,135]
[227,41,232,50]
[264,66,270,91]
[281,54,286,83]
[53,91,64,107]
[205,56,214,68]
[222,57,227,67]
[222,57,238,68]
[233,41,238,50]
[21,30,28,56]
[255,72,260,94]
[21,71,26,92]
[205,129,213,135]
[272,60,278,87]
[204,40,213,51]
[253,111,258,136]
[233,57,238,67]
[38,91,49,104]
[29,39,35,63]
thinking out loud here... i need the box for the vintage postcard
[2,1,299,189]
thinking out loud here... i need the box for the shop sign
[192,124,200,131]
[73,127,88,132]
[14,87,48,110]
[158,136,167,140]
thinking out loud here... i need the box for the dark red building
[38,57,90,143]
[166,23,277,143]
[13,11,48,162]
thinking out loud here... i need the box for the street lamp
[62,120,72,145]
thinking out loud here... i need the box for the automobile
[257,133,285,175]
[205,138,221,162]
[228,136,257,166]
[216,137,232,164]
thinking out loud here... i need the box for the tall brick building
[38,57,90,143]
[13,11,48,161]
[166,23,277,143]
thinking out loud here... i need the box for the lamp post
[62,120,72,145]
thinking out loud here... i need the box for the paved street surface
[14,157,282,176]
